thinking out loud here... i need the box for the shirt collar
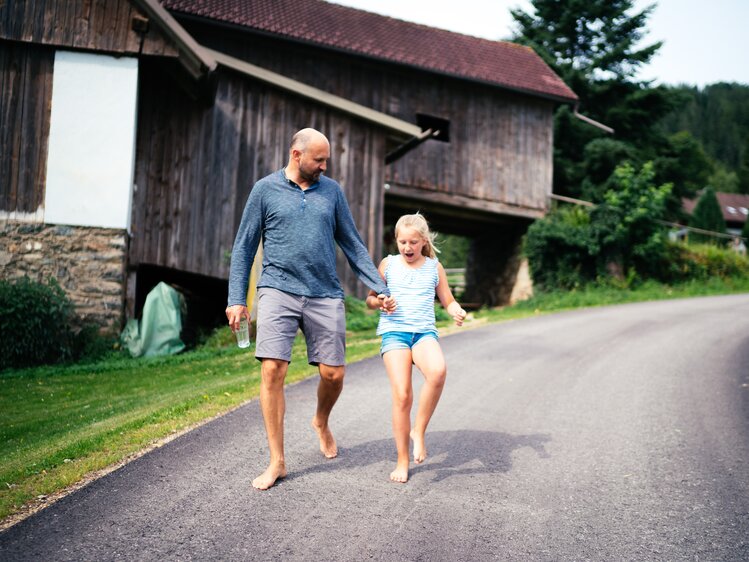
[280,168,320,191]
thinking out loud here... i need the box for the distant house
[682,192,749,236]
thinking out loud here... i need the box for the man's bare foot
[311,418,338,458]
[390,461,409,483]
[252,462,287,490]
[411,430,427,464]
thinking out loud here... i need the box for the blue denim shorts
[380,331,439,355]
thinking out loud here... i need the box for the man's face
[296,140,329,183]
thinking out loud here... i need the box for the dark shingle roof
[161,0,578,103]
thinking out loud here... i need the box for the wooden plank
[0,0,177,56]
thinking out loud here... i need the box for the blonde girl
[366,213,466,483]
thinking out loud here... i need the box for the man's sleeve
[227,185,263,306]
[333,188,390,296]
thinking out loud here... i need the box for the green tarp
[121,282,185,358]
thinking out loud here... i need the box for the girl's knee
[427,369,446,389]
[392,390,413,410]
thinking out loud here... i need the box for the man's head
[289,128,330,185]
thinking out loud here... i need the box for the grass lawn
[2,277,749,525]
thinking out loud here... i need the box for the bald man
[226,128,396,490]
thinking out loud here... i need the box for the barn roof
[130,0,421,139]
[160,0,578,103]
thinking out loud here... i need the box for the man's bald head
[290,128,329,153]
[286,128,330,187]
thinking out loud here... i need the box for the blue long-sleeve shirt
[227,169,389,306]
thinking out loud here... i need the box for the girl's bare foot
[411,430,427,464]
[311,418,338,458]
[390,461,409,483]
[252,462,287,490]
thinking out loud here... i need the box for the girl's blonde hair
[394,212,438,258]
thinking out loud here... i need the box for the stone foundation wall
[0,221,127,332]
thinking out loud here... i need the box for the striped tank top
[376,255,439,335]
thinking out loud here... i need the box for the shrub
[344,295,379,332]
[0,277,79,370]
[667,242,749,280]
[525,205,598,290]
[526,162,674,288]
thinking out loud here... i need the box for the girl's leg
[410,338,447,464]
[382,349,414,482]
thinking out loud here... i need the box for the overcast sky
[327,0,749,88]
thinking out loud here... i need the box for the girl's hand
[447,302,467,326]
[453,307,467,326]
[378,294,397,313]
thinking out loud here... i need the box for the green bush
[0,277,79,370]
[667,242,749,280]
[344,295,380,332]
[526,162,674,289]
[525,205,598,290]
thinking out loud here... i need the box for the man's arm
[227,185,264,308]
[333,188,390,297]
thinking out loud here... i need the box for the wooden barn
[0,0,576,332]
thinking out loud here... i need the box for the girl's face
[396,226,426,264]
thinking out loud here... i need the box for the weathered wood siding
[0,40,54,217]
[0,0,176,56]
[182,24,555,215]
[131,61,387,295]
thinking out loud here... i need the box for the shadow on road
[289,430,552,483]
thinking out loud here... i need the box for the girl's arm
[435,262,467,326]
[366,258,394,311]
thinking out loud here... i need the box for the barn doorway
[383,195,532,308]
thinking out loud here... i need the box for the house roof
[160,0,578,103]
[683,192,749,225]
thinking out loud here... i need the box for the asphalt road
[1,294,748,561]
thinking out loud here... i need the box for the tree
[688,187,727,244]
[525,162,672,288]
[739,136,749,194]
[658,83,749,189]
[591,161,672,278]
[510,0,683,197]
[653,131,713,218]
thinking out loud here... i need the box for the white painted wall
[44,51,138,230]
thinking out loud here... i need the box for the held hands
[377,294,397,314]
[225,304,250,331]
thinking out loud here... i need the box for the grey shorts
[255,287,346,366]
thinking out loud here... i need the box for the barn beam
[384,128,440,165]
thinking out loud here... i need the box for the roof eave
[204,47,421,139]
[131,0,217,80]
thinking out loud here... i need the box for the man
[226,128,396,490]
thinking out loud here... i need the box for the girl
[366,213,467,483]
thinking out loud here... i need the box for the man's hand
[226,304,250,331]
[377,294,397,314]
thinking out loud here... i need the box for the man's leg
[253,358,289,490]
[311,363,344,458]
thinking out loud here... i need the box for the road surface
[1,294,748,561]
